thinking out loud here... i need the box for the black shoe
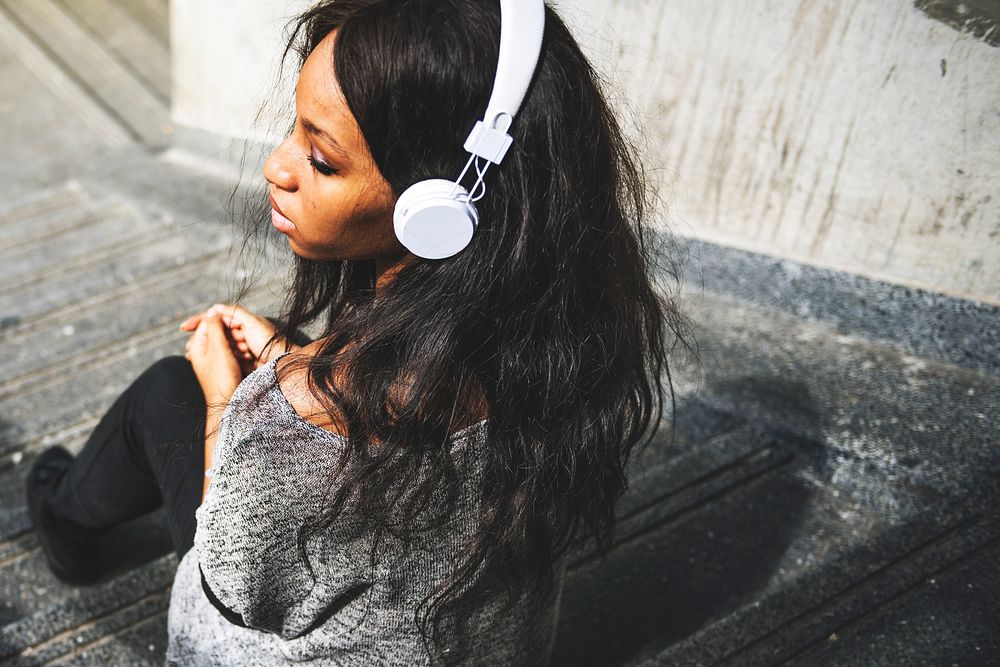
[26,446,105,585]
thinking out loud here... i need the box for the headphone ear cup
[393,179,479,260]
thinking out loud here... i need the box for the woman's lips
[269,194,296,233]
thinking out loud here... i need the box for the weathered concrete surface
[166,0,1000,303]
[1,0,170,145]
[55,0,171,102]
[170,0,310,144]
[563,0,1000,303]
[0,7,291,663]
[685,239,1000,376]
[682,293,999,504]
[915,0,1000,46]
[551,289,1000,665]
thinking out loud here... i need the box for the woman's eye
[307,153,338,176]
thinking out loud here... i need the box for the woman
[25,0,690,664]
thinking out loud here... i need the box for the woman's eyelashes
[307,151,338,176]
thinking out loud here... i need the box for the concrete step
[0,285,279,463]
[0,205,114,255]
[0,182,90,230]
[0,172,276,471]
[549,290,1000,666]
[635,503,999,666]
[0,182,233,338]
[41,611,169,667]
[0,236,229,336]
[0,186,230,352]
[54,0,169,103]
[0,206,142,281]
[15,595,168,667]
[0,9,131,149]
[0,0,170,146]
[109,0,168,48]
[0,553,175,665]
[785,532,1000,666]
[681,292,998,505]
[713,509,999,666]
[555,423,802,666]
[0,265,231,398]
[556,427,997,666]
[0,165,279,667]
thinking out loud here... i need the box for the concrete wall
[560,0,1000,304]
[169,0,1000,303]
[170,0,310,143]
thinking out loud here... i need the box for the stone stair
[0,169,289,665]
[0,2,998,666]
[552,293,1000,666]
[0,0,170,147]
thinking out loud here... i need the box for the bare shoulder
[274,342,347,437]
[274,338,489,438]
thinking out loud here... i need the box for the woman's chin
[284,240,346,262]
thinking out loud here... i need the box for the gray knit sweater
[166,352,566,665]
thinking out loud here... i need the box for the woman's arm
[182,312,244,503]
[201,401,228,503]
[194,416,374,638]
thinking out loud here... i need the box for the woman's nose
[263,138,298,192]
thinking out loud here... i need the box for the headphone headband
[464,0,546,164]
[393,0,546,260]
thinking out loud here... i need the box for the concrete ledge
[679,237,1000,376]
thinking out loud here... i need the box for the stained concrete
[685,239,1000,377]
[915,0,1000,46]
[549,285,1000,665]
[564,0,1000,304]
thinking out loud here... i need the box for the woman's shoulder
[272,340,349,438]
[271,339,489,441]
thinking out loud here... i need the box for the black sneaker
[25,446,105,585]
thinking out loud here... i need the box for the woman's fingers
[190,314,235,358]
[208,303,251,324]
[179,303,252,332]
[181,304,278,368]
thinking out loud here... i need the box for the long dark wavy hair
[227,0,695,660]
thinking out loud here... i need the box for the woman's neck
[374,252,413,299]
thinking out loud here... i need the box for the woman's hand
[183,313,244,405]
[180,303,301,372]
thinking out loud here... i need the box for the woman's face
[263,30,404,263]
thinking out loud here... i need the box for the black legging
[45,356,207,560]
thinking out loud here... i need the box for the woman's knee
[136,355,204,410]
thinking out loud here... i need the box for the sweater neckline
[266,351,488,443]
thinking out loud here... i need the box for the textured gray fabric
[166,352,566,665]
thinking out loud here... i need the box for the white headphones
[392,0,546,260]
